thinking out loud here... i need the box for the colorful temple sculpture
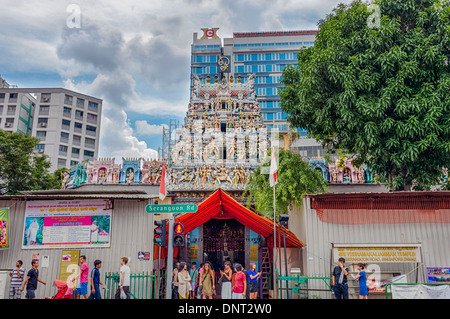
[86,158,121,184]
[310,158,369,183]
[167,74,269,192]
[60,74,449,190]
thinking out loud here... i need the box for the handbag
[120,288,127,299]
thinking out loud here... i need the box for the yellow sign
[59,250,80,282]
[218,56,230,72]
[333,245,421,263]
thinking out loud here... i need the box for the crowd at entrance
[172,260,262,299]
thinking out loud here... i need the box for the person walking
[355,263,369,299]
[220,261,232,299]
[88,260,103,299]
[115,257,131,299]
[9,260,25,299]
[196,263,204,299]
[75,255,89,299]
[20,259,46,299]
[332,257,349,299]
[199,262,215,299]
[248,262,261,299]
[189,262,198,299]
[232,263,246,299]
[172,261,180,299]
[177,262,191,299]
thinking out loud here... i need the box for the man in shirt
[76,255,89,299]
[20,259,46,299]
[88,259,103,299]
[115,257,131,299]
[332,257,349,299]
[9,260,25,299]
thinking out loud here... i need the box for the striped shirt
[10,267,25,287]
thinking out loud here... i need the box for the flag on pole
[159,163,168,201]
[269,147,278,187]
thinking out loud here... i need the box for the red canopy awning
[174,188,304,248]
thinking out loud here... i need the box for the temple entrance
[203,219,245,271]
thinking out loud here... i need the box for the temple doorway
[202,219,245,271]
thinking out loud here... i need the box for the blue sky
[0,0,350,161]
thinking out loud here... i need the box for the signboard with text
[23,200,112,249]
[146,204,198,214]
[332,244,422,263]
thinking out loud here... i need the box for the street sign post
[146,204,198,214]
[147,203,196,298]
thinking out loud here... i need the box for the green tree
[243,149,328,220]
[280,0,450,191]
[0,130,58,194]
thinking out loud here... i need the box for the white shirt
[120,265,131,287]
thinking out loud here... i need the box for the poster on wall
[23,199,112,249]
[427,267,450,284]
[0,208,8,249]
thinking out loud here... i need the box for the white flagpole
[273,181,277,299]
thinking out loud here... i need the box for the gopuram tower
[168,74,270,203]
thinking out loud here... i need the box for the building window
[41,93,51,103]
[72,147,80,154]
[64,94,73,105]
[84,150,94,157]
[59,145,68,152]
[76,98,85,108]
[35,144,45,150]
[36,131,46,137]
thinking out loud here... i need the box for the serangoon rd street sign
[146,204,198,214]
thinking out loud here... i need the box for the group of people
[172,261,262,299]
[8,256,131,300]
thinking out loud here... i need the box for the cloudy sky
[0,0,349,161]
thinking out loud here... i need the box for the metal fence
[103,272,161,299]
[276,271,332,299]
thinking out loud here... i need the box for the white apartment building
[0,88,102,172]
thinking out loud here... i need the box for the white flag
[269,147,278,187]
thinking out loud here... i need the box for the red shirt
[233,272,246,293]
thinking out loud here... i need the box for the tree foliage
[243,149,328,220]
[0,130,59,194]
[280,0,450,191]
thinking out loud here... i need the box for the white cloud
[0,0,354,160]
[135,121,168,136]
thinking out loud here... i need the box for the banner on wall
[0,208,9,249]
[426,267,450,284]
[391,284,450,299]
[23,200,112,249]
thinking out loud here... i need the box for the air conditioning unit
[38,149,44,153]
[5,122,11,127]
[40,122,47,127]
[43,97,50,102]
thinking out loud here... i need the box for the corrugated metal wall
[0,198,154,299]
[289,197,450,299]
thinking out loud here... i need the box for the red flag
[159,164,168,201]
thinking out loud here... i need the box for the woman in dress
[177,262,191,299]
[355,263,369,299]
[220,261,233,299]
[199,262,215,299]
